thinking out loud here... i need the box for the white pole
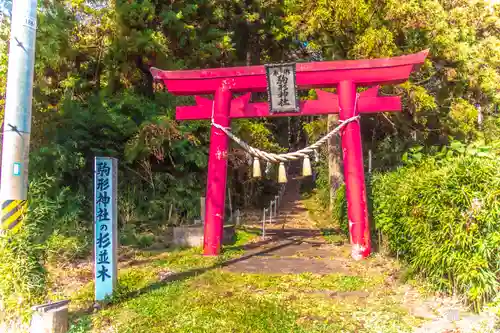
[368,149,372,174]
[262,208,266,237]
[269,201,273,223]
[228,188,233,223]
[0,0,38,231]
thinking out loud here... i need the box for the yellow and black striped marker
[1,200,28,233]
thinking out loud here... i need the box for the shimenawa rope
[210,94,360,163]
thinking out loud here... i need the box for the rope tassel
[278,162,287,183]
[253,157,262,178]
[302,155,312,177]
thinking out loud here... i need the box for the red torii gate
[151,50,428,259]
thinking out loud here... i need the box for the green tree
[286,0,500,156]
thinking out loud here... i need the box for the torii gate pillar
[338,80,370,259]
[151,50,428,259]
[204,83,232,255]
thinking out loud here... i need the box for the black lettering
[97,265,111,282]
[97,249,110,265]
[96,207,110,221]
[97,232,111,248]
[96,178,109,191]
[97,191,110,205]
[96,162,111,177]
[276,72,290,106]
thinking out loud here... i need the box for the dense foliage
[291,0,500,161]
[0,0,498,321]
[373,142,500,309]
[311,140,500,308]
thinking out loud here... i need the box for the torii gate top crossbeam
[150,50,428,95]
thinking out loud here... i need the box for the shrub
[309,158,367,237]
[0,175,88,321]
[372,153,500,309]
[307,158,349,232]
[333,183,349,236]
[45,233,89,264]
[0,231,46,323]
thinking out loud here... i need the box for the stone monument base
[173,225,235,248]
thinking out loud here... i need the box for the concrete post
[0,0,38,232]
[30,300,70,333]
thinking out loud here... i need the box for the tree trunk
[327,114,343,211]
[246,47,252,66]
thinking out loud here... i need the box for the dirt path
[224,179,354,274]
[226,178,375,275]
[225,178,499,333]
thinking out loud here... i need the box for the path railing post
[274,196,278,217]
[338,81,371,260]
[269,201,273,223]
[235,209,241,226]
[262,208,267,237]
[368,149,372,174]
[203,82,232,256]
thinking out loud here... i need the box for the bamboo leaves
[372,146,500,308]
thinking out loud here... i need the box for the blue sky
[0,0,11,16]
[0,0,12,26]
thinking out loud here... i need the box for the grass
[301,193,346,238]
[61,228,424,333]
[76,269,419,333]
[301,194,332,230]
[64,230,255,312]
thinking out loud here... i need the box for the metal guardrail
[262,183,286,237]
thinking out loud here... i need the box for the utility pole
[0,0,37,232]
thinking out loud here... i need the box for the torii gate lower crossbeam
[151,50,428,260]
